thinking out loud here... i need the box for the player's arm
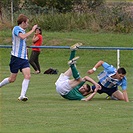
[82,86,101,101]
[18,25,38,40]
[81,76,101,101]
[83,76,101,91]
[121,79,129,102]
[82,91,97,101]
[83,76,101,89]
[122,90,129,102]
[87,60,104,74]
[82,76,101,101]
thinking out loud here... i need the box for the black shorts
[9,55,30,73]
[92,82,118,96]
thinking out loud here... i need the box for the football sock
[70,64,80,79]
[69,50,75,60]
[20,79,30,96]
[0,78,10,87]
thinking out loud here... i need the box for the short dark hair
[117,67,126,75]
[36,27,42,35]
[17,14,28,25]
[86,84,91,92]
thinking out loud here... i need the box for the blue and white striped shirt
[11,26,28,59]
[97,62,127,90]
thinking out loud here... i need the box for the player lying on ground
[87,60,129,102]
[55,43,101,101]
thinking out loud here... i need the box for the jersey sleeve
[121,77,127,90]
[13,26,22,36]
[102,62,116,74]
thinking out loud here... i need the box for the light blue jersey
[11,26,28,59]
[97,62,127,90]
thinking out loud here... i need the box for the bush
[1,1,133,33]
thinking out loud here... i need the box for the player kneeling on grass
[87,60,129,102]
[55,43,101,101]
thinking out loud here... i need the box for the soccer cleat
[70,43,83,51]
[68,56,79,65]
[106,95,111,100]
[18,96,28,101]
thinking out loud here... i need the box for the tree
[0,1,3,23]
[31,0,74,13]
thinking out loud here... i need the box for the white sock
[20,79,30,97]
[0,78,10,87]
[111,95,118,100]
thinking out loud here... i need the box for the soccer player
[0,14,38,101]
[87,60,129,102]
[55,43,101,101]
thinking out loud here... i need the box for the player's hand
[87,69,94,74]
[95,84,101,91]
[32,24,38,31]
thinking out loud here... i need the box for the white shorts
[55,73,72,95]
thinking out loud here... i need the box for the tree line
[0,0,104,14]
[0,0,132,33]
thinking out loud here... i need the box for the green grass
[0,31,133,133]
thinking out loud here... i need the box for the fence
[0,45,133,69]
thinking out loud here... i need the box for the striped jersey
[11,26,28,59]
[97,62,127,90]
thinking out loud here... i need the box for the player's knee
[24,74,31,79]
[9,78,16,83]
[116,96,124,100]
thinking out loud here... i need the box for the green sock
[70,64,80,79]
[69,50,75,60]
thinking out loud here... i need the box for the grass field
[0,31,133,133]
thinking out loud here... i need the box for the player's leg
[69,43,82,60]
[64,56,80,77]
[69,50,76,60]
[63,62,83,90]
[18,58,31,101]
[0,73,17,88]
[67,43,83,87]
[55,43,83,94]
[112,90,124,100]
[0,55,19,88]
[19,67,30,101]
[64,43,82,77]
[68,56,84,88]
[68,60,80,79]
[64,68,72,77]
[0,78,10,88]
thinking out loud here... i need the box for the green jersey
[61,81,85,100]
